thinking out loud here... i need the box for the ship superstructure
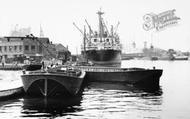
[75,10,122,67]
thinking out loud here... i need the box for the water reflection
[19,82,163,118]
[0,99,20,108]
[79,82,163,119]
[85,82,162,96]
[21,96,83,118]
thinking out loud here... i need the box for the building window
[31,45,35,51]
[19,45,22,51]
[9,46,13,52]
[4,55,7,59]
[25,45,29,51]
[14,55,17,58]
[4,46,7,52]
[14,46,17,51]
[39,45,42,53]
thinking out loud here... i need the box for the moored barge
[74,66,162,88]
[21,67,86,97]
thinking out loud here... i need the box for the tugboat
[74,10,122,67]
[21,66,86,97]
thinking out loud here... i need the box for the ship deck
[74,66,152,72]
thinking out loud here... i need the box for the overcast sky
[0,0,189,54]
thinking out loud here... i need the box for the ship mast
[97,10,104,41]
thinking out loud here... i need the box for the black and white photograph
[0,0,189,118]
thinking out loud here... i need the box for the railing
[81,44,121,51]
[74,66,145,72]
[28,67,82,77]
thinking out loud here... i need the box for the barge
[74,66,163,88]
[21,67,86,97]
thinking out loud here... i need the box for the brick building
[54,44,71,63]
[0,35,69,63]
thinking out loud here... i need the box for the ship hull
[86,70,162,87]
[76,66,162,89]
[0,87,24,100]
[82,49,121,67]
[174,57,188,60]
[21,72,85,97]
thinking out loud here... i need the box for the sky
[0,0,190,54]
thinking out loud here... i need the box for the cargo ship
[75,10,122,67]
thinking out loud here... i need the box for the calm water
[0,60,190,119]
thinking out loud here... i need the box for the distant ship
[77,10,122,67]
[172,55,188,60]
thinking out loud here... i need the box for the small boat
[22,64,42,71]
[173,55,188,60]
[21,67,86,97]
[74,66,162,89]
[0,87,24,100]
[151,56,159,61]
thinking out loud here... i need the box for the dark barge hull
[75,66,163,88]
[21,72,85,97]
[22,64,42,71]
[82,49,121,67]
[174,57,188,60]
